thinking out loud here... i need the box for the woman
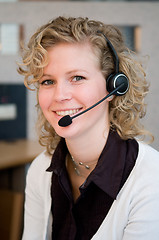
[18,16,159,240]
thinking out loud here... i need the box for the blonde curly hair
[18,16,153,154]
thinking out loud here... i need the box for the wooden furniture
[0,139,44,190]
[0,139,44,240]
[0,139,44,170]
[0,189,24,240]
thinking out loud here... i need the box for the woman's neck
[65,125,110,164]
[65,123,110,201]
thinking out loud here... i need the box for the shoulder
[23,151,53,239]
[116,142,159,203]
[130,141,159,188]
[28,150,52,173]
[26,151,53,195]
[137,141,159,169]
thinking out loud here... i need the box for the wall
[0,1,159,150]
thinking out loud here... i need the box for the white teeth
[56,109,80,116]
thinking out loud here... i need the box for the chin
[54,121,80,140]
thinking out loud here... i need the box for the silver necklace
[70,155,97,177]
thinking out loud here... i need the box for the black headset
[97,31,129,96]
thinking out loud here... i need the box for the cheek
[38,90,51,111]
[84,84,107,105]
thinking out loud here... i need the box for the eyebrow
[66,69,89,75]
[42,69,89,78]
[41,74,52,77]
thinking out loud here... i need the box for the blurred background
[0,0,159,239]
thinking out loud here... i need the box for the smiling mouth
[55,108,81,117]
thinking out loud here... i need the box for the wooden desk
[0,139,45,191]
[0,139,45,170]
[0,140,45,240]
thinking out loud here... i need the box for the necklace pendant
[85,165,90,169]
[74,167,81,176]
[79,162,83,166]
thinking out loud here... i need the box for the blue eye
[73,76,85,82]
[40,80,54,85]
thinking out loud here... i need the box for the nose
[54,81,72,102]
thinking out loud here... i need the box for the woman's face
[38,42,110,140]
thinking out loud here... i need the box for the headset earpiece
[97,31,129,96]
[106,72,129,96]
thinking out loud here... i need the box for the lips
[55,108,81,116]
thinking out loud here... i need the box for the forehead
[46,42,100,70]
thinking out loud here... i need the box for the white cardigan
[22,142,159,240]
